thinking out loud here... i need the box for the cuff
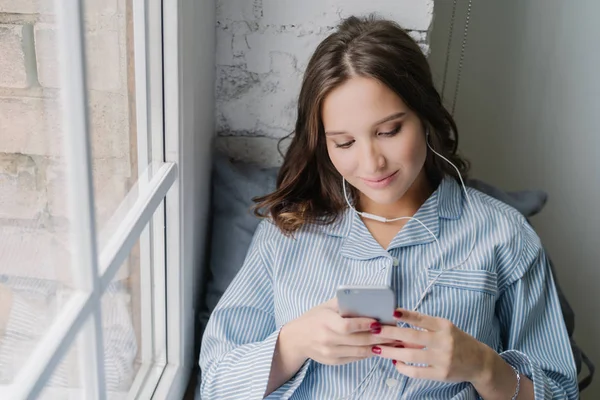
[266,358,312,400]
[499,350,545,400]
[250,327,312,400]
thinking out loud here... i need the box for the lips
[361,171,399,189]
[363,171,397,183]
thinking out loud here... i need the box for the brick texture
[0,153,45,219]
[0,0,38,14]
[45,156,131,226]
[0,24,27,88]
[34,23,122,91]
[0,92,130,158]
[0,96,62,156]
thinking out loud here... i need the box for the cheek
[388,133,427,167]
[327,146,357,177]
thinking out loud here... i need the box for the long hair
[253,14,469,235]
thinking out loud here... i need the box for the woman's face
[322,76,428,207]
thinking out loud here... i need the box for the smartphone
[336,285,397,326]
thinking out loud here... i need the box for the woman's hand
[283,298,397,366]
[371,308,492,384]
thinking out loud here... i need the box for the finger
[392,361,435,380]
[326,345,374,359]
[373,346,432,366]
[331,316,379,334]
[393,308,446,332]
[392,340,425,349]
[377,325,434,347]
[336,332,399,347]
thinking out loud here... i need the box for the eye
[378,125,401,137]
[335,140,355,149]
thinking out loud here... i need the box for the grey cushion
[466,178,548,218]
[197,152,278,342]
[195,153,278,398]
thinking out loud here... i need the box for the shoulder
[466,186,529,228]
[464,186,544,285]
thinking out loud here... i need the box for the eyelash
[335,125,402,149]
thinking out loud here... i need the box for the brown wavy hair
[253,14,469,235]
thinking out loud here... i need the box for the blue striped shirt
[199,177,578,399]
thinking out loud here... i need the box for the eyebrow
[324,112,407,136]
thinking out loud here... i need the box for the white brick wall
[0,153,45,220]
[46,156,131,224]
[0,93,129,158]
[0,24,27,88]
[0,96,62,155]
[215,0,434,166]
[0,0,39,14]
[34,23,122,91]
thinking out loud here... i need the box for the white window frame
[0,0,214,398]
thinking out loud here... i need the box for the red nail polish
[393,310,403,319]
[394,344,404,348]
[370,322,381,330]
[371,327,381,334]
[392,360,397,365]
[371,346,382,355]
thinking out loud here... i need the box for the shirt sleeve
[495,221,579,399]
[199,221,311,399]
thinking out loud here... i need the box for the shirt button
[386,378,399,388]
[392,257,399,267]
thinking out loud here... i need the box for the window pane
[0,274,75,385]
[37,323,85,400]
[6,217,161,398]
[0,0,152,390]
[36,312,133,400]
[101,238,141,397]
[86,0,144,234]
[31,0,142,234]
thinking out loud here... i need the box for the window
[0,0,214,398]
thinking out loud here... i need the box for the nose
[360,140,386,174]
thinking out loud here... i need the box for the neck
[358,171,434,220]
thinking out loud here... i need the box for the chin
[360,187,405,206]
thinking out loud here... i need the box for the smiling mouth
[362,171,398,183]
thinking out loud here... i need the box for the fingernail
[392,360,397,365]
[393,310,403,319]
[370,322,381,330]
[394,344,405,348]
[371,327,381,334]
[371,346,382,355]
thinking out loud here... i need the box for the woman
[200,15,577,399]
